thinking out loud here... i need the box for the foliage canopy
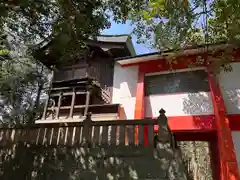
[131,0,240,49]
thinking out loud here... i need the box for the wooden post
[134,68,145,145]
[42,95,50,120]
[84,91,90,116]
[43,67,54,120]
[56,92,62,119]
[83,112,92,147]
[69,88,76,118]
[51,99,56,119]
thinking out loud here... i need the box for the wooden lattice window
[145,70,210,96]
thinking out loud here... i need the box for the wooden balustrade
[0,109,176,148]
[42,87,90,121]
[41,82,112,122]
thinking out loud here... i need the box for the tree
[1,0,143,63]
[130,0,240,73]
[179,141,213,180]
[0,37,49,125]
[0,23,48,125]
[0,0,144,124]
[131,0,240,48]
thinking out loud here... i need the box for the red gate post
[208,68,240,180]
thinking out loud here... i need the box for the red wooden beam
[207,67,240,180]
[134,66,147,145]
[146,115,216,132]
[168,115,216,132]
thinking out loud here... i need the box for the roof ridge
[99,34,130,37]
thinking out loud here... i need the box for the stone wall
[0,144,188,180]
[0,144,180,180]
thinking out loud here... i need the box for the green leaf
[142,10,151,20]
[0,49,10,56]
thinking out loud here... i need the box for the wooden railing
[0,109,175,148]
[42,87,90,121]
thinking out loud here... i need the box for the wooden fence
[0,109,191,180]
[0,109,174,148]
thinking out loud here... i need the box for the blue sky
[102,20,156,55]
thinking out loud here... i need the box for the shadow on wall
[0,143,188,180]
[182,93,213,115]
[182,93,214,130]
[221,89,240,114]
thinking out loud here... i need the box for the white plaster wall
[112,63,139,119]
[145,92,214,117]
[231,131,240,172]
[219,62,240,114]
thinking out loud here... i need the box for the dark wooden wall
[52,58,88,82]
[52,54,114,88]
[88,55,114,97]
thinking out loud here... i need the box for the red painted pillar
[208,68,240,180]
[134,65,148,145]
